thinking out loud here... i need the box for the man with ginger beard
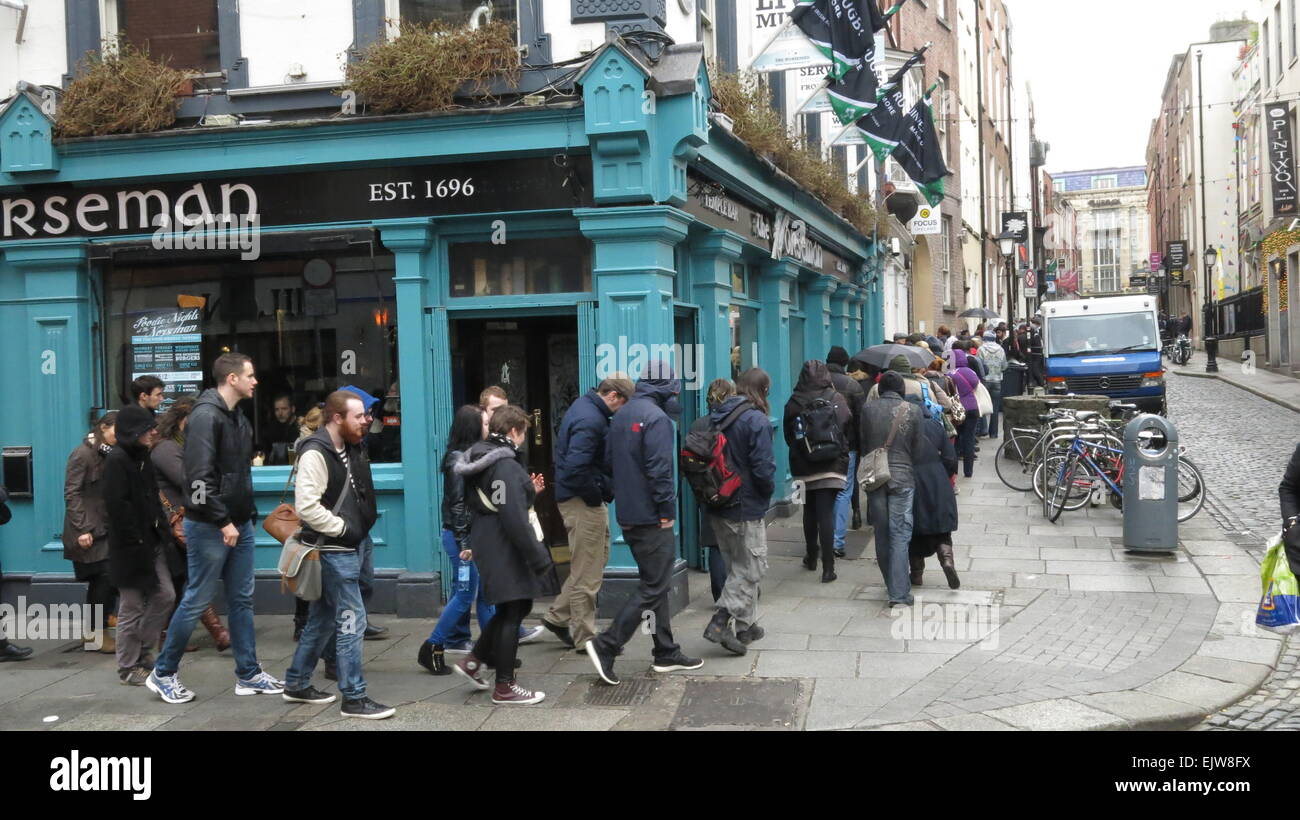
[282,390,393,719]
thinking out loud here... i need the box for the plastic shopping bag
[1256,531,1300,633]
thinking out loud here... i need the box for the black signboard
[1165,240,1188,275]
[0,157,594,241]
[1001,211,1029,242]
[130,308,203,409]
[1267,102,1299,218]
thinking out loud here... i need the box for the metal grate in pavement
[584,676,659,707]
[669,678,801,729]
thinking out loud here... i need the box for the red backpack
[680,402,751,510]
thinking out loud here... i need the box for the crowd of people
[1,320,1058,714]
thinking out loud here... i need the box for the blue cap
[340,385,379,412]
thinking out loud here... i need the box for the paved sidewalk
[0,450,1277,731]
[1169,350,1300,413]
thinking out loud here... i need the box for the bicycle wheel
[995,434,1040,493]
[1035,454,1095,512]
[1176,457,1205,522]
[1047,454,1086,522]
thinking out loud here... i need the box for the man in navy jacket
[702,369,775,656]
[540,376,633,651]
[586,360,703,685]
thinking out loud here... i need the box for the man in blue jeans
[282,391,393,718]
[859,372,924,607]
[148,352,284,703]
[826,347,864,559]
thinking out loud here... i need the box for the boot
[97,631,116,654]
[703,610,732,644]
[418,641,452,675]
[909,555,925,586]
[936,542,960,590]
[199,606,231,652]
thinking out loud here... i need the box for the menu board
[130,308,203,408]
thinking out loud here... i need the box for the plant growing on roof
[710,67,880,237]
[343,20,520,115]
[54,40,188,138]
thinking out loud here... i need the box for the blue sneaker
[234,670,286,696]
[517,625,545,644]
[444,640,473,655]
[146,669,196,704]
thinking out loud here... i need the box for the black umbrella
[851,343,935,371]
[958,307,1001,320]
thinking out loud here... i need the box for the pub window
[731,262,749,296]
[399,0,518,36]
[105,249,401,465]
[729,305,758,381]
[449,236,592,297]
[111,0,221,73]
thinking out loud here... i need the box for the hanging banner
[750,0,831,72]
[1267,102,1298,218]
[130,307,204,407]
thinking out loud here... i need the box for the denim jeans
[983,382,1002,438]
[323,534,378,661]
[867,486,916,605]
[427,529,495,646]
[833,451,859,551]
[286,550,368,700]
[156,519,261,680]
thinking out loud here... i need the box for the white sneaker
[234,670,286,696]
[517,625,546,645]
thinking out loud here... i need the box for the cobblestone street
[1165,369,1300,731]
[1165,373,1292,552]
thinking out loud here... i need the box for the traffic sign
[1024,269,1036,289]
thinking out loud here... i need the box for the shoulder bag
[262,459,301,545]
[277,454,352,602]
[857,404,907,493]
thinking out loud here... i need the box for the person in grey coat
[451,405,559,705]
[859,371,926,607]
[63,411,118,652]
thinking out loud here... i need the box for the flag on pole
[826,61,879,124]
[854,50,923,161]
[891,98,950,207]
[792,0,889,81]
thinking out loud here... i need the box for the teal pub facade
[0,41,884,615]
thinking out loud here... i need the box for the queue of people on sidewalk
[31,326,1018,708]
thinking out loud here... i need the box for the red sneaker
[452,655,491,691]
[491,679,545,705]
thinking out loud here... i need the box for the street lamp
[997,230,1017,318]
[1203,244,1218,373]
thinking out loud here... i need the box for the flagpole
[747,18,794,70]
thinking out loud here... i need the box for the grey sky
[1009,0,1251,174]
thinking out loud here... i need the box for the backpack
[681,402,751,510]
[794,395,847,463]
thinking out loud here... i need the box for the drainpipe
[0,0,26,43]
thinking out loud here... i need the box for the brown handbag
[262,461,301,545]
[159,491,186,547]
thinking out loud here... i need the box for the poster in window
[130,308,204,408]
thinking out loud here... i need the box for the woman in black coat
[104,406,176,684]
[450,405,558,705]
[907,397,961,590]
[1281,443,1300,570]
[783,360,853,582]
[63,411,117,651]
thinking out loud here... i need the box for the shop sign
[1,157,593,241]
[1267,102,1299,218]
[130,308,203,408]
[771,210,824,268]
[910,206,940,236]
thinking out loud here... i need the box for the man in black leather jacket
[149,353,284,704]
[1281,443,1300,570]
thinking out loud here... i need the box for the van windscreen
[1045,312,1159,357]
